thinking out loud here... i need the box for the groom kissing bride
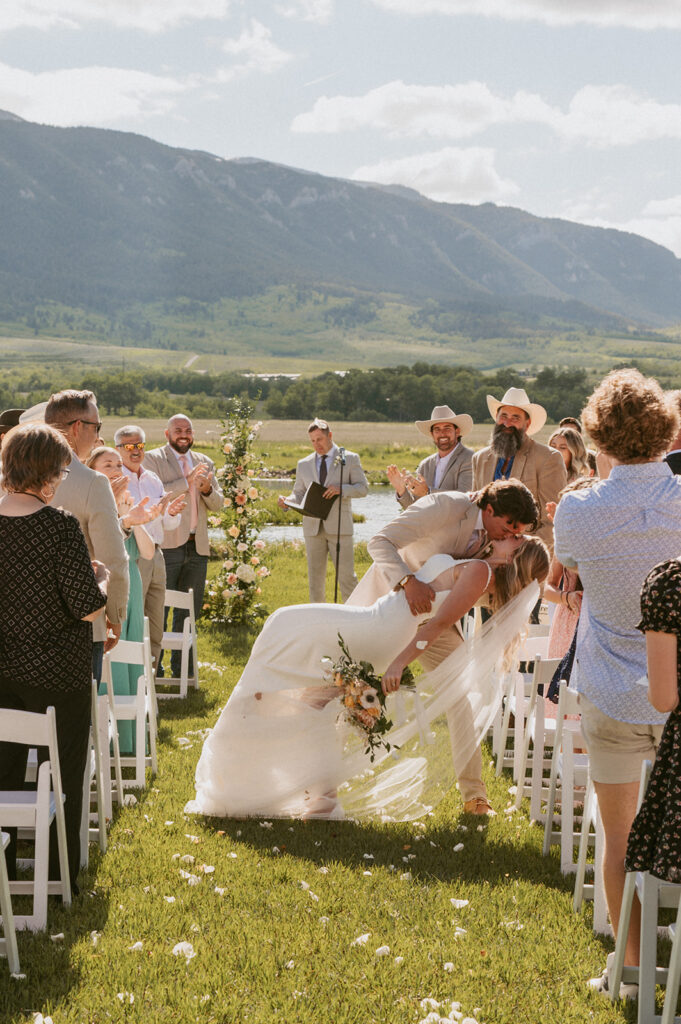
[349,478,540,816]
[186,477,546,822]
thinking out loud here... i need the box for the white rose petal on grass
[362,870,372,877]
[453,843,464,852]
[504,806,518,816]
[418,1014,440,1024]
[128,941,144,951]
[454,926,468,939]
[172,941,196,960]
[477,824,486,832]
[200,864,215,874]
[319,916,330,927]
[363,853,374,860]
[50,933,64,942]
[260,821,273,829]
[228,852,238,859]
[272,846,280,854]
[299,880,310,891]
[184,833,200,843]
[317,866,329,874]
[443,961,455,972]
[164,896,176,903]
[351,932,370,946]
[451,898,469,909]
[165,820,174,826]
[214,887,226,896]
[117,992,134,1004]
[394,955,405,965]
[285,959,295,969]
[375,945,390,957]
[90,930,101,946]
[123,794,137,806]
[400,871,412,881]
[180,854,195,864]
[420,998,441,1011]
[10,973,26,980]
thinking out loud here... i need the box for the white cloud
[293,79,681,149]
[292,79,552,137]
[0,0,230,34]
[352,146,520,204]
[559,193,681,257]
[276,0,334,23]
[216,19,293,81]
[370,0,681,30]
[0,62,189,126]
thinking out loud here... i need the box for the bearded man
[472,387,566,550]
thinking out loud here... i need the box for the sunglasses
[117,442,145,452]
[67,418,103,432]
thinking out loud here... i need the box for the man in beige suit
[387,405,474,508]
[144,414,223,676]
[45,389,129,682]
[350,480,539,814]
[472,387,567,551]
[278,418,368,602]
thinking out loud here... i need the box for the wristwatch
[397,573,414,589]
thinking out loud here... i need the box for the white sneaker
[588,952,639,1000]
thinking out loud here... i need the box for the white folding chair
[609,760,681,1017]
[542,684,590,871]
[0,832,20,975]
[0,706,71,931]
[158,588,199,699]
[79,680,108,870]
[494,629,550,779]
[571,777,609,934]
[662,903,681,1024]
[102,626,157,789]
[513,652,561,822]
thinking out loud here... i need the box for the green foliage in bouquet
[204,397,271,624]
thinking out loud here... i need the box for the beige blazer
[53,454,129,642]
[349,491,479,606]
[472,435,567,550]
[142,445,223,557]
[397,443,474,509]
[286,446,368,537]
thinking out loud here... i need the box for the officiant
[278,418,368,602]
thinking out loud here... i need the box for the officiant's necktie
[319,454,327,486]
[179,453,199,533]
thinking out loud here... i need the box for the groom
[349,479,539,814]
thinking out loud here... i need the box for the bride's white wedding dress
[185,555,538,821]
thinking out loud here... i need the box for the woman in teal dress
[87,447,157,754]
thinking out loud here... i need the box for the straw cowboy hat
[18,401,48,424]
[486,387,547,436]
[415,404,474,438]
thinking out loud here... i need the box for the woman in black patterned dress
[0,423,107,890]
[625,559,681,882]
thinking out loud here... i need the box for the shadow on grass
[0,866,112,1019]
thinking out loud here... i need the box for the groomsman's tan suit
[397,443,474,509]
[143,444,223,556]
[54,455,129,643]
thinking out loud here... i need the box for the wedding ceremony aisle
[0,544,639,1024]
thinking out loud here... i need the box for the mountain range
[1,111,680,330]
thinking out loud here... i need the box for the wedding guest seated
[554,368,681,995]
[0,423,107,892]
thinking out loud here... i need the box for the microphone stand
[333,447,346,603]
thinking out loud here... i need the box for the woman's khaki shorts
[577,693,665,784]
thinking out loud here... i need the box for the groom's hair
[476,479,538,530]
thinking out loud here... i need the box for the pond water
[210,481,401,546]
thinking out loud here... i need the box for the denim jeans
[160,538,207,677]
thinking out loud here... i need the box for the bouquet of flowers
[324,634,414,762]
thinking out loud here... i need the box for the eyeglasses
[59,469,70,480]
[117,442,145,452]
[67,418,103,432]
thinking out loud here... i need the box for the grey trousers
[138,546,166,672]
[304,530,358,603]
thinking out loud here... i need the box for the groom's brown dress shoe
[462,797,494,816]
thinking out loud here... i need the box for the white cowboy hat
[415,404,474,438]
[19,401,48,424]
[486,387,546,436]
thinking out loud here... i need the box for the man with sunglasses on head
[45,389,129,682]
[115,425,186,672]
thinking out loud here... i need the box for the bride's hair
[490,536,550,614]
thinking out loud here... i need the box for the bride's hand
[381,660,404,694]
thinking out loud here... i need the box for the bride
[186,537,549,821]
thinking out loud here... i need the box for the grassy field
[0,542,645,1024]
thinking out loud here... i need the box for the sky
[2,1,681,255]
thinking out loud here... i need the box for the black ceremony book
[286,482,338,520]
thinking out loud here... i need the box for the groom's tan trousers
[417,624,487,805]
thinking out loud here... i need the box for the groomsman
[144,414,223,676]
[387,404,474,507]
[472,387,566,551]
[279,418,368,602]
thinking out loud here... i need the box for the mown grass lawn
[0,544,637,1024]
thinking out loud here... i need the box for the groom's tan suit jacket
[349,491,479,610]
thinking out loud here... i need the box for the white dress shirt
[123,464,176,546]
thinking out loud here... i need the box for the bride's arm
[381,560,490,693]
